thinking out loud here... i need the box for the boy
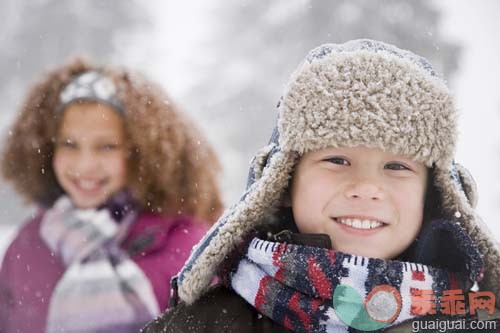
[144,40,500,332]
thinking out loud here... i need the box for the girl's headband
[57,71,124,115]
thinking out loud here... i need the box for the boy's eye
[324,157,350,166]
[385,163,410,171]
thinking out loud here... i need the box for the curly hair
[1,58,223,223]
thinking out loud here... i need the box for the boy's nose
[344,182,385,201]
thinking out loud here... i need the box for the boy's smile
[290,146,428,260]
[333,216,386,229]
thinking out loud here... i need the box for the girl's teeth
[337,218,383,229]
[78,180,100,190]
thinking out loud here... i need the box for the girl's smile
[53,102,128,209]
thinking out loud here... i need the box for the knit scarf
[40,195,159,332]
[230,236,469,333]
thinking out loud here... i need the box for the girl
[144,40,500,332]
[0,59,222,332]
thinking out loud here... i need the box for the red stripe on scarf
[308,256,331,299]
[284,316,293,330]
[289,292,311,332]
[310,298,322,313]
[273,243,287,282]
[255,275,272,311]
[412,270,425,281]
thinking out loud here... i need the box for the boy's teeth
[337,218,383,229]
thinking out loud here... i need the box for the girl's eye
[324,157,350,166]
[385,163,410,171]
[58,140,76,149]
[101,144,119,151]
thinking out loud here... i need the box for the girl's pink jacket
[0,211,208,332]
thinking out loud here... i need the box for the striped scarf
[40,196,159,332]
[230,236,468,333]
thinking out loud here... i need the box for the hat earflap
[451,162,478,208]
[246,126,282,188]
[247,143,278,185]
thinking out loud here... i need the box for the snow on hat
[176,39,500,306]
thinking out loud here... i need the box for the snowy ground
[0,225,18,265]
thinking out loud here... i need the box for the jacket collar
[271,230,332,249]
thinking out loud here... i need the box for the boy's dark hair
[423,167,443,223]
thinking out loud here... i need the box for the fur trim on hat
[176,39,500,306]
[279,50,456,169]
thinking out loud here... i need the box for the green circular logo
[333,284,402,331]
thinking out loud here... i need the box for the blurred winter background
[1,0,500,261]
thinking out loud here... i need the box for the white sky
[433,0,500,239]
[114,1,214,99]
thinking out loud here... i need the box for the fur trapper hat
[176,39,500,306]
